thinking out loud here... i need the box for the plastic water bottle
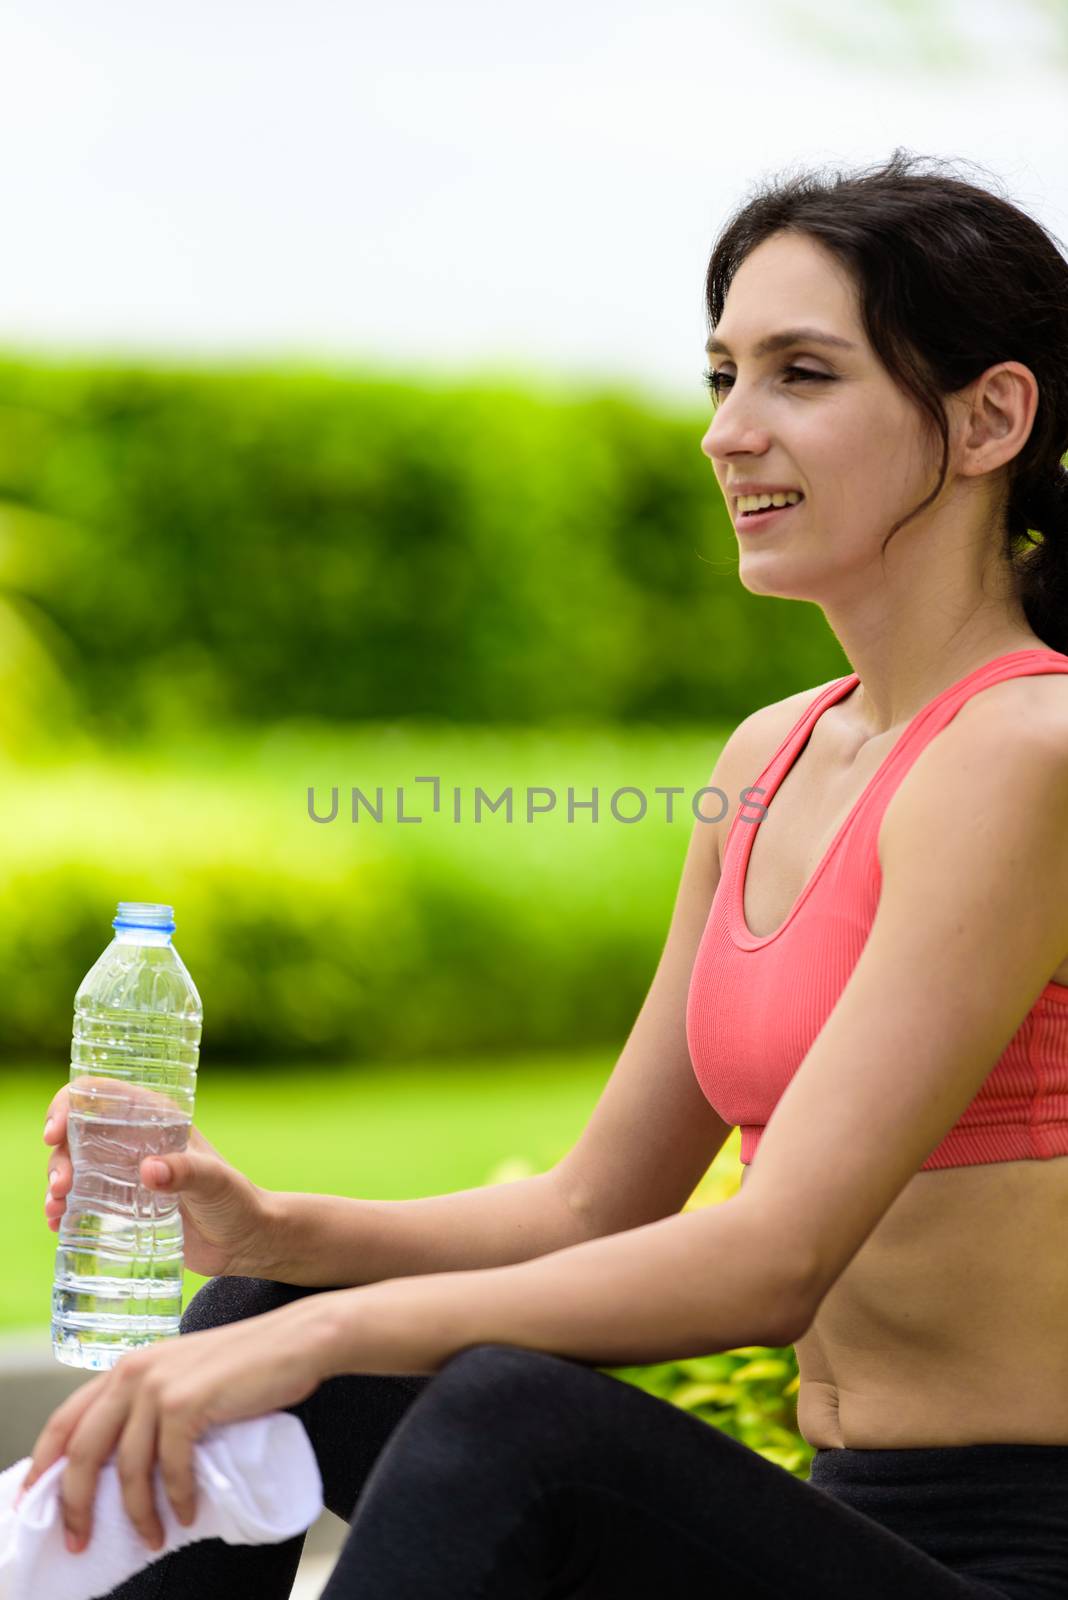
[51,901,203,1370]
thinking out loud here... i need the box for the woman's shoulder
[709,677,846,856]
[951,667,1068,742]
[726,675,846,771]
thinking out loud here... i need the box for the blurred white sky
[0,0,1064,405]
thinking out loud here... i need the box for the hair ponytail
[1012,462,1068,652]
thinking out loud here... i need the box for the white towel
[0,1411,323,1600]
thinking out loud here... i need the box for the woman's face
[700,230,941,600]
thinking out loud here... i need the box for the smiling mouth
[735,495,805,529]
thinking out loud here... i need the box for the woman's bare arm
[258,1173,600,1287]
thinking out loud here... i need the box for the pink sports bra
[685,648,1068,1170]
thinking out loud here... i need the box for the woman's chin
[735,561,817,602]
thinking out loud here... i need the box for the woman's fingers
[18,1375,109,1505]
[20,1360,175,1555]
[47,1153,71,1195]
[43,1085,69,1146]
[115,1395,166,1551]
[157,1406,198,1530]
[44,1087,73,1229]
[44,1149,72,1229]
[59,1371,142,1552]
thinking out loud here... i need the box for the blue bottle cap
[112,901,177,934]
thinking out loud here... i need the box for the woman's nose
[700,410,771,464]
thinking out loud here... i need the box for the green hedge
[0,354,845,742]
[2,722,726,1062]
[613,1345,811,1478]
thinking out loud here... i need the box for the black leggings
[105,1275,1068,1599]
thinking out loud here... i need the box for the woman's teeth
[737,491,803,514]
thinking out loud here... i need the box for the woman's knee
[179,1274,325,1335]
[436,1342,581,1402]
[342,1347,584,1528]
[413,1343,584,1454]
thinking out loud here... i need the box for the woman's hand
[16,1295,340,1555]
[44,1082,273,1279]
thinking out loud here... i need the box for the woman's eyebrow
[704,326,858,357]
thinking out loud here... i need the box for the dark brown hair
[705,149,1068,653]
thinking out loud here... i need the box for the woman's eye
[702,371,730,399]
[702,366,831,402]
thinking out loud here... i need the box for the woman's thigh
[321,1343,1017,1600]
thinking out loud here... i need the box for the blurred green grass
[2,717,744,1327]
[5,1049,745,1334]
[5,1054,796,1465]
[2,1050,618,1333]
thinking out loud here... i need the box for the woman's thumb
[144,1155,178,1186]
[142,1148,232,1198]
[143,1152,205,1190]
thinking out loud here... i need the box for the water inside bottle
[52,1079,193,1370]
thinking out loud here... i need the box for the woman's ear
[958,359,1040,479]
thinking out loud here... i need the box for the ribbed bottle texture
[51,902,203,1370]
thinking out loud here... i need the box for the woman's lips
[734,498,804,532]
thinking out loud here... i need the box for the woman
[24,148,1068,1598]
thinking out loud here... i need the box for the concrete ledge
[0,1332,347,1557]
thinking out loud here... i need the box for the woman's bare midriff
[741,1158,1068,1449]
[725,657,1068,1450]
